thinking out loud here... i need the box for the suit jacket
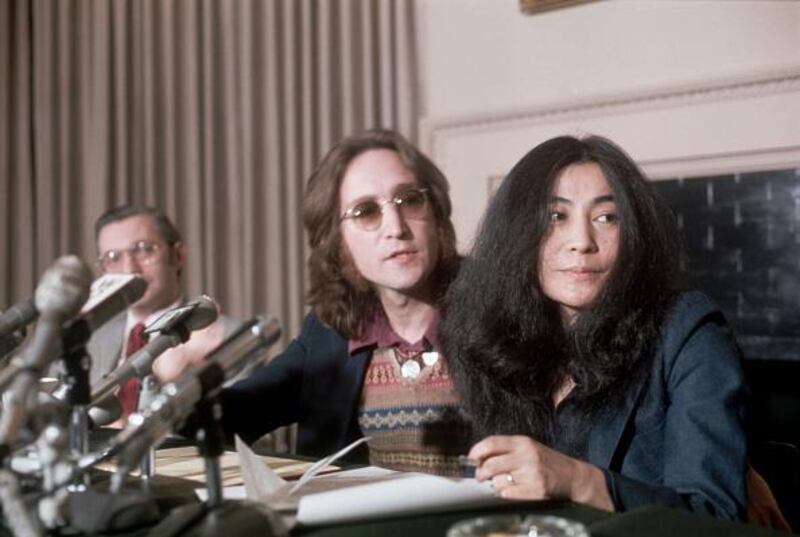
[220,313,370,461]
[586,291,747,518]
[87,308,241,386]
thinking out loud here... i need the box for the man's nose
[119,251,142,273]
[380,203,410,238]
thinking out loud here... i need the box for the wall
[415,0,800,250]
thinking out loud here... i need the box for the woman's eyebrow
[549,194,615,205]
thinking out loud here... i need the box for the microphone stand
[137,375,160,489]
[147,394,287,537]
[60,320,93,487]
[194,396,225,508]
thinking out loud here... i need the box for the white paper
[295,473,508,527]
[195,485,246,502]
[194,466,398,502]
[200,437,511,528]
[235,435,288,501]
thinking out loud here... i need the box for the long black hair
[442,135,684,442]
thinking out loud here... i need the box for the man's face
[338,149,440,303]
[96,214,184,316]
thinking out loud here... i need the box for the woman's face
[338,148,439,303]
[537,162,620,320]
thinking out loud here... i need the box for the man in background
[90,205,239,421]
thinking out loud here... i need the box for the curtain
[1,0,419,451]
[1,0,418,341]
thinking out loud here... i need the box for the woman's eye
[594,213,618,224]
[548,211,564,222]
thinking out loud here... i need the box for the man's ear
[171,241,187,271]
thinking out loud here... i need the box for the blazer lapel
[587,366,650,468]
[86,312,126,385]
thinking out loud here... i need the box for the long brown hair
[303,129,458,339]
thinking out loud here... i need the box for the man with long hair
[221,130,469,473]
[442,135,749,517]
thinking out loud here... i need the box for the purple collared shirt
[348,308,441,355]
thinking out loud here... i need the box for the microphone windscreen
[0,299,37,337]
[89,395,122,427]
[34,256,92,321]
[183,295,219,332]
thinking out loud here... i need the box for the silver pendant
[421,351,440,367]
[400,359,421,379]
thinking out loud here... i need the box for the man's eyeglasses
[340,188,429,231]
[97,240,162,271]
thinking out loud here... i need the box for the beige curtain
[1,0,419,452]
[1,0,419,342]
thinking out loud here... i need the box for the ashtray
[447,514,590,537]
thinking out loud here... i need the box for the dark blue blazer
[587,291,747,519]
[220,314,370,460]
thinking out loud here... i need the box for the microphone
[0,256,92,456]
[0,331,25,365]
[107,315,281,475]
[0,257,95,391]
[87,395,122,428]
[90,295,219,406]
[62,274,148,346]
[0,299,37,338]
[1,274,148,393]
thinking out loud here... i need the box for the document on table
[199,436,511,528]
[294,471,506,527]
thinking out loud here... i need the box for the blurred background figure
[90,206,239,423]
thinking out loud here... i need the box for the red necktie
[117,322,149,418]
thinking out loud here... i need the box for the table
[2,447,792,537]
[293,502,790,537]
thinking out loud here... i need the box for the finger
[490,472,517,492]
[497,483,546,501]
[468,435,519,461]
[474,452,517,482]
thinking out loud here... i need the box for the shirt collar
[348,307,440,355]
[125,297,182,335]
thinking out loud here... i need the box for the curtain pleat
[1,0,419,375]
[1,0,37,302]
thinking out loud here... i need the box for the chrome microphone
[0,256,92,456]
[0,299,37,338]
[62,273,147,342]
[89,295,219,404]
[2,274,147,394]
[0,256,93,392]
[108,315,281,476]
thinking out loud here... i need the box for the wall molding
[420,65,800,161]
[642,145,800,181]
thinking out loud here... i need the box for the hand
[151,320,225,383]
[468,435,613,511]
[745,466,790,530]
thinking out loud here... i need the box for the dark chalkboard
[654,168,800,361]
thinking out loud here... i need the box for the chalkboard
[654,168,800,361]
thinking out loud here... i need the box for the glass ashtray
[447,514,590,537]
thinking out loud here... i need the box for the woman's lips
[559,268,605,278]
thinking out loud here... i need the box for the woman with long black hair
[442,135,748,518]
